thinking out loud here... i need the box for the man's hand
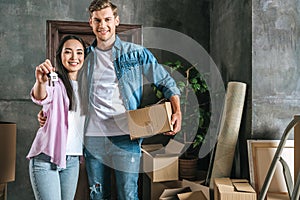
[37,110,47,127]
[164,95,182,136]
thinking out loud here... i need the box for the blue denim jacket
[80,36,180,112]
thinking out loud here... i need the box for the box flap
[159,187,191,200]
[142,144,163,152]
[218,184,235,192]
[182,179,210,200]
[214,178,233,187]
[177,191,207,200]
[144,139,185,157]
[231,179,249,183]
[165,139,185,154]
[233,182,256,193]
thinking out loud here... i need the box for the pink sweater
[26,79,69,168]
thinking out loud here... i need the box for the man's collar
[90,35,121,50]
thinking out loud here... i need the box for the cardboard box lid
[233,182,256,193]
[182,179,210,200]
[159,180,210,200]
[177,190,207,200]
[142,139,184,157]
[218,184,235,192]
[214,178,233,187]
[128,102,173,139]
[142,144,163,152]
[159,187,191,200]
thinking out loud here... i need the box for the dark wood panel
[46,20,142,65]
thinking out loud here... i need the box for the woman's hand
[35,59,55,84]
[37,110,47,127]
[33,59,55,100]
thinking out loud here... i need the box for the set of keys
[47,71,58,86]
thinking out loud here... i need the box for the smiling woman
[59,39,85,80]
[26,35,87,200]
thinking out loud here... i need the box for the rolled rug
[209,81,247,188]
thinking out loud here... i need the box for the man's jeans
[84,135,142,200]
[29,154,80,200]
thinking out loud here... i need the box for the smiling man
[79,1,182,199]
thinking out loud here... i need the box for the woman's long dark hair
[55,35,86,110]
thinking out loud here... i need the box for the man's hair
[88,0,118,17]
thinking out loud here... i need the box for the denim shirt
[79,35,180,117]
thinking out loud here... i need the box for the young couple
[27,0,181,200]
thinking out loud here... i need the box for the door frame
[46,20,142,64]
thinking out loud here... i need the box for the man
[37,0,181,199]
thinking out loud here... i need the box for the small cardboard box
[159,179,210,200]
[0,122,16,183]
[127,102,173,139]
[142,174,182,200]
[142,139,184,182]
[214,178,256,200]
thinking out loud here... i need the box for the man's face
[89,7,119,46]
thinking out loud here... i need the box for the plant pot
[179,157,198,181]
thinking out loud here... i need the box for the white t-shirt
[85,47,129,136]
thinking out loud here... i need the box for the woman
[27,35,86,200]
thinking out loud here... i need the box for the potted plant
[153,60,211,180]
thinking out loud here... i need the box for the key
[47,71,58,86]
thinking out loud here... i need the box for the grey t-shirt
[86,47,129,136]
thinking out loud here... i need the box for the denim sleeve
[141,48,181,99]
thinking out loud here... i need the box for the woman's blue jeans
[29,154,80,200]
[84,135,142,200]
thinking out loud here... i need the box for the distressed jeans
[84,135,142,200]
[29,153,80,200]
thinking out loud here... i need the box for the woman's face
[61,39,85,80]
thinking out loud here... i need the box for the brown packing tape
[0,122,16,183]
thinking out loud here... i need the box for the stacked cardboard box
[214,178,256,200]
[142,175,210,200]
[142,139,184,182]
[159,179,209,200]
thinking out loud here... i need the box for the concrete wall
[210,0,252,178]
[0,0,209,199]
[210,0,300,179]
[252,0,300,139]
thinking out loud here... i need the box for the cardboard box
[266,193,289,200]
[159,179,210,200]
[0,122,16,183]
[159,187,192,200]
[142,139,184,182]
[127,102,173,139]
[142,174,182,200]
[214,178,256,200]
